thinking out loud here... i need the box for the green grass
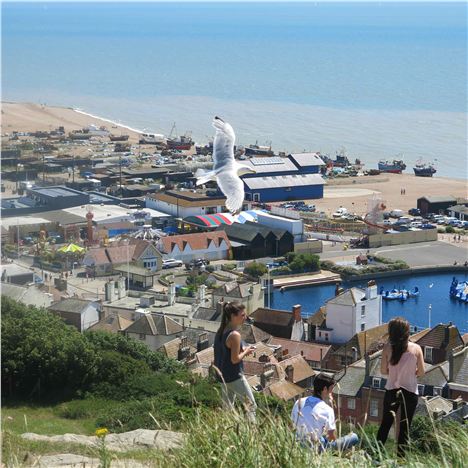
[2,405,97,436]
[2,402,467,468]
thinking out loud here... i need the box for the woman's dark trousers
[376,388,418,457]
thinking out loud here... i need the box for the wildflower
[95,428,109,438]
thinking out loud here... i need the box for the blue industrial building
[241,153,325,203]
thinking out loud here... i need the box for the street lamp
[124,238,130,290]
[15,163,24,193]
[428,303,432,328]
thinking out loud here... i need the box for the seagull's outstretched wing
[216,171,245,215]
[212,116,235,172]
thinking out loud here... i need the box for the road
[320,240,467,267]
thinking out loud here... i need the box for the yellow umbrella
[58,243,85,254]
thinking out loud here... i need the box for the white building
[159,231,231,263]
[315,281,382,344]
[255,211,304,243]
[145,190,227,218]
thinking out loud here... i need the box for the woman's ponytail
[216,301,245,336]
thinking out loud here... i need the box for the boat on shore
[244,142,274,157]
[166,123,194,150]
[413,161,436,177]
[109,134,129,142]
[139,132,166,145]
[378,158,406,173]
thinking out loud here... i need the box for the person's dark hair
[388,317,410,365]
[217,301,246,336]
[313,373,336,398]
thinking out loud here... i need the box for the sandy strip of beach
[1,102,141,143]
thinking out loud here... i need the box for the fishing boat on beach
[109,134,129,142]
[413,160,437,177]
[244,142,274,157]
[166,123,194,150]
[378,158,406,173]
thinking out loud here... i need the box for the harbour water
[269,271,468,334]
[2,2,467,178]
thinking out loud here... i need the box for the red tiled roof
[161,231,230,253]
[269,337,332,362]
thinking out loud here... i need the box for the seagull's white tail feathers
[195,168,217,186]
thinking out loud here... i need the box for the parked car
[162,259,183,269]
[186,258,209,270]
[420,223,437,230]
[390,209,404,218]
[394,217,412,225]
[332,207,348,218]
[408,208,421,216]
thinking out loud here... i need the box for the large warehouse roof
[243,173,325,190]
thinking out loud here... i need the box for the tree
[243,261,267,279]
[1,297,98,400]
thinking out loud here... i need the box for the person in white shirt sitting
[291,374,359,452]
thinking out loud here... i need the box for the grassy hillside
[3,400,467,467]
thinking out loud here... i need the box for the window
[325,334,329,342]
[417,384,425,396]
[139,333,145,340]
[361,323,366,331]
[370,399,379,418]
[253,193,260,202]
[433,386,442,396]
[424,346,433,362]
[361,305,366,317]
[285,187,292,192]
[347,398,356,410]
[372,377,381,388]
[319,331,322,338]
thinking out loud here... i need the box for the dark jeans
[376,388,418,457]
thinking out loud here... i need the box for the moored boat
[450,278,468,302]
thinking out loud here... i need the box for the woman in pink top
[377,317,425,457]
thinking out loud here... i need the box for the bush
[270,266,292,276]
[55,398,122,420]
[84,331,184,374]
[89,351,152,397]
[445,226,455,233]
[243,261,267,279]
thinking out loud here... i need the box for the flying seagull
[196,117,256,215]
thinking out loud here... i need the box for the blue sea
[2,2,467,178]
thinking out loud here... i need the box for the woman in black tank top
[213,302,257,422]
